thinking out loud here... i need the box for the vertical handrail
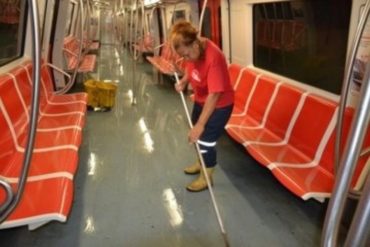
[227,0,232,62]
[345,169,370,247]
[129,0,135,53]
[76,0,85,72]
[0,0,41,223]
[322,1,370,245]
[321,49,370,247]
[85,0,91,48]
[131,0,144,61]
[198,0,208,36]
[334,0,370,173]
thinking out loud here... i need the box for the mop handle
[174,73,230,246]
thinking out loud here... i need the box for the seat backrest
[319,107,370,190]
[288,94,337,160]
[228,64,242,89]
[0,76,19,169]
[233,68,259,114]
[319,107,353,177]
[0,69,33,165]
[22,61,52,110]
[0,71,29,138]
[246,75,277,123]
[160,42,173,61]
[264,83,304,139]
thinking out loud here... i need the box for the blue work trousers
[191,103,233,168]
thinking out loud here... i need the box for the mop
[174,72,231,247]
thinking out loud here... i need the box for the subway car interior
[0,0,369,246]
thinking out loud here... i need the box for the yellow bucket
[96,82,118,108]
[84,80,99,108]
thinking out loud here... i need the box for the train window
[172,9,186,24]
[0,0,27,66]
[253,1,351,95]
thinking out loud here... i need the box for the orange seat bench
[133,33,154,53]
[225,64,370,201]
[146,42,184,75]
[63,35,97,73]
[14,62,86,131]
[0,61,86,229]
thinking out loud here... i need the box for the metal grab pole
[321,53,370,247]
[344,165,370,247]
[198,0,208,36]
[174,72,230,247]
[321,1,370,245]
[334,0,370,174]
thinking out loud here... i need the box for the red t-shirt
[185,40,234,108]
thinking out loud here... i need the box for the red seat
[18,62,87,129]
[0,77,80,177]
[227,64,242,89]
[0,61,84,229]
[270,108,369,200]
[146,42,185,75]
[246,94,338,168]
[18,63,86,115]
[225,64,370,201]
[133,32,154,53]
[226,83,305,146]
[0,177,73,230]
[226,72,277,144]
[63,35,97,73]
[39,62,88,104]
[229,68,260,116]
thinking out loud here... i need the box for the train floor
[0,31,329,247]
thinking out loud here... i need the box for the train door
[49,0,79,89]
[199,0,222,48]
[162,2,191,41]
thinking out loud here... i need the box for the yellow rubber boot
[186,167,214,192]
[184,161,201,175]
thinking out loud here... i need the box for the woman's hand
[175,81,186,92]
[175,71,188,93]
[188,123,204,143]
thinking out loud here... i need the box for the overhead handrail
[334,0,370,175]
[321,14,370,247]
[0,0,41,223]
[57,0,85,95]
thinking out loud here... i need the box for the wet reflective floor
[0,26,327,247]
